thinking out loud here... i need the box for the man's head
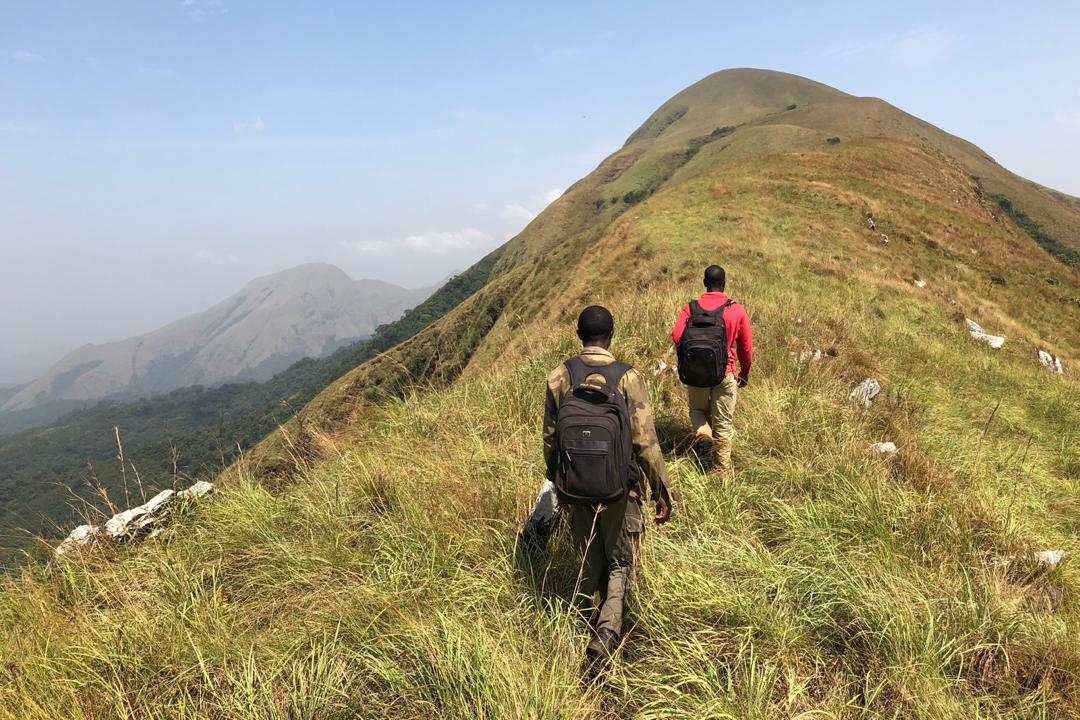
[703,264,726,292]
[577,305,614,349]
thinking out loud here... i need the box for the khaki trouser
[687,373,738,474]
[569,497,644,636]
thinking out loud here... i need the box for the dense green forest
[0,249,501,565]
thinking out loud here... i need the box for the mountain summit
[2,263,432,417]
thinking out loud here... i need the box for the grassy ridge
[1,272,1076,717]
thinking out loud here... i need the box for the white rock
[178,480,214,500]
[653,358,669,376]
[992,549,1069,572]
[880,233,889,245]
[55,524,101,556]
[523,480,560,539]
[913,279,927,289]
[1038,350,1064,375]
[790,349,823,363]
[870,441,898,455]
[965,319,1005,349]
[850,378,881,408]
[1035,549,1068,569]
[104,489,175,540]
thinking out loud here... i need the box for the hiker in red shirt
[671,265,753,478]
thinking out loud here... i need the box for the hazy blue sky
[2,0,1079,385]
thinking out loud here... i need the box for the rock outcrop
[850,378,881,408]
[104,489,175,540]
[55,480,214,557]
[966,319,1005,349]
[1038,350,1064,374]
[55,524,101,556]
[870,441,898,455]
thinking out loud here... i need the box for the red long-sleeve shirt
[671,291,753,379]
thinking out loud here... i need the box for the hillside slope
[2,263,433,421]
[2,69,1079,718]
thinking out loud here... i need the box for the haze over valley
[0,263,437,435]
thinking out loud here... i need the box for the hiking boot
[520,519,553,554]
[585,628,619,665]
[689,433,714,468]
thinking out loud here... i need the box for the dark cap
[577,305,614,338]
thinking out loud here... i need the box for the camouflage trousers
[569,496,644,637]
[687,373,738,475]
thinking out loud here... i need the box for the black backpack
[677,299,734,388]
[553,357,638,505]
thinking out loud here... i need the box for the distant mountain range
[0,263,435,433]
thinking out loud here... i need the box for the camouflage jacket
[543,347,671,502]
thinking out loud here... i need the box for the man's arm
[542,366,569,480]
[543,384,558,481]
[621,369,671,510]
[735,308,753,380]
[671,303,691,345]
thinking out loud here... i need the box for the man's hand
[654,495,671,525]
[736,373,749,389]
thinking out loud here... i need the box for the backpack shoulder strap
[594,361,632,390]
[689,299,704,316]
[564,356,589,387]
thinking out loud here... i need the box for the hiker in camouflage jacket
[541,305,671,665]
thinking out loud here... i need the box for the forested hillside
[0,251,501,565]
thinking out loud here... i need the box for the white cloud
[499,203,536,226]
[182,0,227,20]
[540,188,563,204]
[497,188,563,231]
[233,116,264,133]
[340,228,492,256]
[10,50,43,63]
[403,228,490,254]
[1055,110,1080,130]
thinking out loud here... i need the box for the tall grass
[1,274,1077,718]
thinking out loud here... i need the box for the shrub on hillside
[993,193,1080,267]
